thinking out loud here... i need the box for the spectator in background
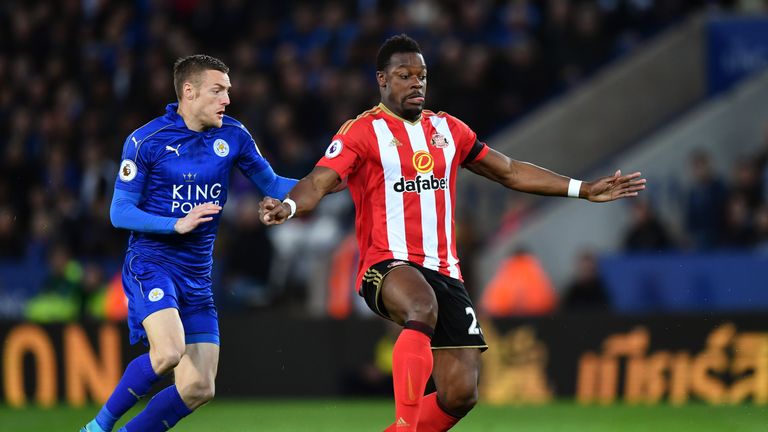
[25,243,82,323]
[80,262,110,321]
[220,195,276,307]
[729,157,763,212]
[753,203,768,252]
[79,142,117,213]
[2,141,38,243]
[560,2,610,85]
[685,150,727,250]
[0,204,23,258]
[481,249,558,317]
[489,36,553,124]
[326,233,360,319]
[540,0,572,84]
[720,194,755,248]
[624,198,673,252]
[560,249,610,313]
[709,124,768,250]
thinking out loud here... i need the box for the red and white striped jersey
[316,103,489,290]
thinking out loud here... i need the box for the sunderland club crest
[430,133,449,148]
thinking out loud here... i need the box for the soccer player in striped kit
[81,55,297,432]
[260,35,646,431]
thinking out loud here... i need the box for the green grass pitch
[1,399,766,431]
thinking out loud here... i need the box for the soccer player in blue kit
[81,55,297,432]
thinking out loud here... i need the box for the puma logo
[131,136,139,147]
[165,144,181,157]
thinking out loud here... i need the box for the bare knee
[150,346,184,374]
[178,379,215,410]
[439,384,478,417]
[406,300,438,328]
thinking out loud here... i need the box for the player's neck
[176,103,205,132]
[378,101,421,124]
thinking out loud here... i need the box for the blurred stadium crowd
[0,0,756,320]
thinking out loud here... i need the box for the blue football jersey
[115,103,269,276]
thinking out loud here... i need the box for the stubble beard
[401,103,422,121]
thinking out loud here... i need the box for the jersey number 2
[465,307,481,335]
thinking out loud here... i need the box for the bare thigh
[380,265,438,327]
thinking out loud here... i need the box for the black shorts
[360,259,488,351]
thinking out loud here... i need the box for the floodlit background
[1,0,768,430]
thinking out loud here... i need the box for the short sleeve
[443,113,489,165]
[115,134,152,194]
[315,122,366,179]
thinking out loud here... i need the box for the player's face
[377,52,427,121]
[189,69,231,130]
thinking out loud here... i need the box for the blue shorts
[122,251,220,346]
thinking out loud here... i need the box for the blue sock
[94,353,161,431]
[121,385,192,432]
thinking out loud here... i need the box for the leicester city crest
[213,139,230,157]
[148,288,164,302]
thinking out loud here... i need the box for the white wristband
[567,179,582,198]
[283,197,297,219]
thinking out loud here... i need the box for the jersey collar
[378,103,422,126]
[164,103,192,129]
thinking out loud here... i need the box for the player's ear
[376,71,387,88]
[183,81,194,100]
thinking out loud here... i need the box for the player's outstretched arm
[580,169,646,202]
[466,148,645,202]
[247,164,298,200]
[260,166,341,225]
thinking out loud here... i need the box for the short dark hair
[173,54,229,99]
[376,34,422,71]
